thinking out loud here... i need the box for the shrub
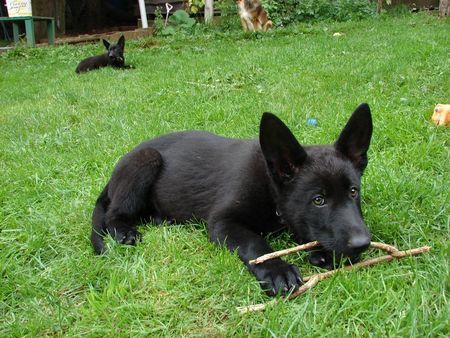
[261,0,377,26]
[153,8,196,36]
[216,0,241,30]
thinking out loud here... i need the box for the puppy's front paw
[109,227,140,246]
[252,260,302,297]
[119,229,140,245]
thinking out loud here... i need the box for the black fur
[92,103,373,296]
[76,35,130,74]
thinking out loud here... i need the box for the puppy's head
[103,35,125,62]
[259,104,373,261]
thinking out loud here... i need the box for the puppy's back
[76,54,109,74]
[137,131,265,222]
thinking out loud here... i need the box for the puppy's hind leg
[91,184,111,254]
[103,147,162,251]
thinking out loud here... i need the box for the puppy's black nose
[348,235,371,253]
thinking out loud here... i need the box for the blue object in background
[306,118,318,126]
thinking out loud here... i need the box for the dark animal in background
[91,103,373,296]
[76,35,129,74]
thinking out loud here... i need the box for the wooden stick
[237,243,431,314]
[249,241,414,265]
[369,241,404,257]
[303,245,431,282]
[237,276,319,314]
[249,241,320,265]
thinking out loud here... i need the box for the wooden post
[138,0,149,28]
[31,0,65,40]
[205,0,213,24]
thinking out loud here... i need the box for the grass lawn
[1,12,449,337]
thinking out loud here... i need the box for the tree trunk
[377,0,384,13]
[439,0,450,17]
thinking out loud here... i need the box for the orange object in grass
[431,104,450,126]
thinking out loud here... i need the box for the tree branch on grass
[237,242,431,314]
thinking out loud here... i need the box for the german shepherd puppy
[92,103,373,296]
[76,35,128,74]
[237,0,273,32]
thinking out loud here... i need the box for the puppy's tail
[264,20,273,32]
[91,184,110,254]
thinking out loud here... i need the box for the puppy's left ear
[335,103,373,172]
[103,39,110,50]
[118,35,125,49]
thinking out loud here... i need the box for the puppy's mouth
[312,234,371,259]
[332,247,367,262]
[346,253,362,264]
[294,229,370,261]
[109,56,123,61]
[308,248,363,270]
[311,241,366,262]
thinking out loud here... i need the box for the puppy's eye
[312,195,325,206]
[350,187,358,198]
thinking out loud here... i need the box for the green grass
[1,13,449,337]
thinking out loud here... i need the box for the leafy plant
[188,0,205,14]
[170,9,196,28]
[262,0,377,26]
[216,0,240,30]
[153,6,165,35]
[154,9,197,36]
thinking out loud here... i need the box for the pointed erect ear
[260,112,307,183]
[335,103,373,172]
[103,39,110,50]
[117,35,125,49]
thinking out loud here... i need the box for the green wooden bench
[0,16,55,47]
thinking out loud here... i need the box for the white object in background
[165,3,173,27]
[205,0,213,23]
[6,0,33,17]
[138,0,149,29]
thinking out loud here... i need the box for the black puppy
[76,35,128,74]
[91,103,373,296]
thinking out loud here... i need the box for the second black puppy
[91,103,373,296]
[76,35,128,74]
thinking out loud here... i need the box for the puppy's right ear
[117,35,125,49]
[335,103,373,172]
[260,112,307,183]
[103,39,110,50]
